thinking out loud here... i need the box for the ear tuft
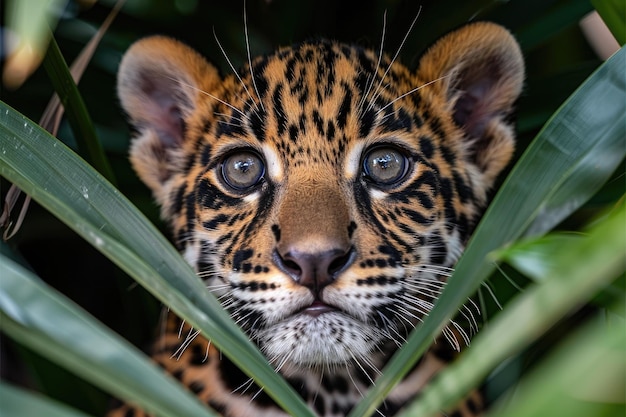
[117,36,221,203]
[417,22,524,185]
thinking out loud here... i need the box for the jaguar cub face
[118,23,523,371]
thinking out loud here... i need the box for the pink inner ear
[453,76,497,140]
[140,74,187,148]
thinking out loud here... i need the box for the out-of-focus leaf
[398,203,625,417]
[491,233,583,281]
[0,101,314,417]
[2,0,65,88]
[486,306,625,417]
[349,44,625,417]
[514,0,593,50]
[0,253,218,417]
[593,0,626,44]
[0,383,93,417]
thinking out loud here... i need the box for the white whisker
[244,2,265,113]
[358,10,387,113]
[376,75,450,116]
[166,75,249,120]
[212,27,260,117]
[366,7,422,113]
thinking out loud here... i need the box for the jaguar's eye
[221,151,265,191]
[362,146,409,186]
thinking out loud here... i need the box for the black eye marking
[220,150,265,191]
[362,146,410,187]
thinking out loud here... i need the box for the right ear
[117,36,221,204]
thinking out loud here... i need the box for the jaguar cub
[113,22,523,417]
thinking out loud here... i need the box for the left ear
[417,22,524,185]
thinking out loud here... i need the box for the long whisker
[166,76,249,121]
[366,6,422,113]
[244,2,265,113]
[358,9,387,113]
[375,75,450,116]
[212,27,260,117]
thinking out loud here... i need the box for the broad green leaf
[0,254,218,417]
[398,203,625,417]
[0,102,314,417]
[0,383,93,417]
[487,308,625,417]
[349,45,625,417]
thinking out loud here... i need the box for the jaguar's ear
[417,22,524,186]
[117,36,221,204]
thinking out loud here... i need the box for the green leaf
[0,383,93,417]
[42,37,116,185]
[0,254,218,417]
[348,44,626,417]
[490,233,583,281]
[0,103,314,417]
[593,0,626,45]
[487,308,626,417]
[398,203,626,417]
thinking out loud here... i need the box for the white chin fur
[256,312,380,368]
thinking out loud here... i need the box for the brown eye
[221,151,265,191]
[362,146,408,186]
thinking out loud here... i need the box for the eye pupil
[363,147,408,185]
[221,151,265,191]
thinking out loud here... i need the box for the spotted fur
[111,21,524,417]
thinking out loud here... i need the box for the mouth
[299,300,337,317]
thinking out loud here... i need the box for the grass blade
[348,45,625,417]
[42,37,116,185]
[0,102,314,417]
[0,254,218,417]
[397,203,625,416]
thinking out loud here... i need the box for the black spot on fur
[271,224,281,241]
[347,221,357,239]
[337,84,352,129]
[359,107,375,137]
[232,248,254,270]
[171,183,186,215]
[250,109,267,142]
[427,232,447,265]
[272,84,287,135]
[419,136,434,159]
[203,214,229,230]
[208,400,228,415]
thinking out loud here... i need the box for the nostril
[273,251,302,280]
[282,257,302,275]
[327,247,355,276]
